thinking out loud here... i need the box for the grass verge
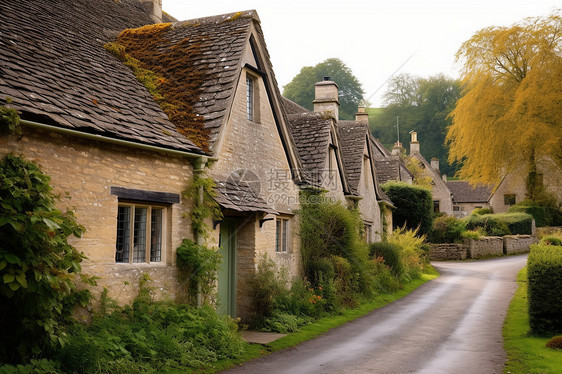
[201,266,439,373]
[503,267,562,374]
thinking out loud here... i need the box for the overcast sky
[164,0,559,107]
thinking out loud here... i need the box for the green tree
[0,154,88,363]
[447,11,562,198]
[372,73,460,176]
[283,58,364,120]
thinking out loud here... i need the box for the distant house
[488,159,562,213]
[447,181,492,217]
[407,132,454,215]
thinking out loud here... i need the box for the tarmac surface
[223,254,527,374]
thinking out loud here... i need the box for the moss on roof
[106,23,211,152]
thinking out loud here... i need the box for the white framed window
[116,203,165,263]
[275,218,290,253]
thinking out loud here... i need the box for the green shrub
[387,227,425,281]
[429,215,467,243]
[546,336,562,350]
[527,244,562,335]
[176,239,222,305]
[461,230,482,240]
[509,198,562,227]
[56,281,244,373]
[0,154,90,364]
[370,257,402,294]
[249,254,289,319]
[382,182,434,236]
[259,311,311,334]
[471,207,493,215]
[540,236,562,246]
[299,190,371,304]
[465,212,533,236]
[369,242,404,278]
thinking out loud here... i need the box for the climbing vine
[177,167,223,305]
[1,98,22,137]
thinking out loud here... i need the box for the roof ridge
[174,10,259,28]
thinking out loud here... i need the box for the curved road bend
[223,255,527,374]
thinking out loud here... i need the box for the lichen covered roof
[0,0,205,154]
[108,10,258,152]
[447,181,492,203]
[337,121,370,196]
[286,111,332,186]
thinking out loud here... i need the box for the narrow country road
[223,255,527,374]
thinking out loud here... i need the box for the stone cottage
[488,159,562,213]
[284,79,393,241]
[447,181,492,217]
[0,0,208,304]
[407,132,454,215]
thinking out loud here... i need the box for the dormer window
[246,71,260,123]
[246,75,254,121]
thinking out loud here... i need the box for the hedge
[382,182,433,236]
[509,200,562,227]
[527,243,562,334]
[465,212,533,236]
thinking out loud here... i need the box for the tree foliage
[372,73,461,176]
[283,58,364,120]
[447,11,562,196]
[0,154,88,363]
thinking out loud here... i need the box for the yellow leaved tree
[447,11,562,198]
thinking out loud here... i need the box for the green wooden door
[218,219,236,316]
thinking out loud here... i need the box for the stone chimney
[313,77,339,120]
[409,130,420,154]
[431,157,440,172]
[139,0,163,23]
[355,106,369,124]
[392,142,404,156]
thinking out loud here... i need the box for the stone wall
[1,129,195,305]
[503,235,537,255]
[430,235,535,260]
[466,236,504,258]
[429,244,468,260]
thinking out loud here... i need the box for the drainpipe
[193,155,208,308]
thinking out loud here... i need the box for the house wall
[323,143,346,203]
[210,68,302,319]
[452,202,491,217]
[0,129,195,305]
[489,173,527,213]
[357,146,382,242]
[490,159,562,213]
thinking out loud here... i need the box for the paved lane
[223,255,527,374]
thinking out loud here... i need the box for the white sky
[164,0,560,107]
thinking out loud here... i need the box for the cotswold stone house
[284,80,393,241]
[447,181,492,217]
[1,0,401,320]
[488,159,562,213]
[0,0,207,304]
[407,132,454,215]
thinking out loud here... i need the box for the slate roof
[447,181,492,203]
[281,96,310,115]
[286,111,332,186]
[0,0,205,154]
[215,179,276,214]
[337,121,369,195]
